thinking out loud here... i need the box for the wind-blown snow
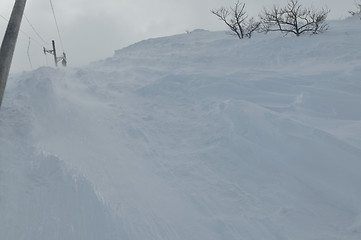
[1,16,361,240]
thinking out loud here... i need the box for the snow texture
[1,16,361,240]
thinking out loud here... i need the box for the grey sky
[0,0,356,73]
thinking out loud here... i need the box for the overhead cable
[24,14,48,46]
[49,0,65,51]
[1,13,44,47]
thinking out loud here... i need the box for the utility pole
[52,40,58,67]
[44,40,67,67]
[0,0,27,109]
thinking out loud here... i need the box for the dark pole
[52,40,58,67]
[0,0,27,109]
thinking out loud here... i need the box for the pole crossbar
[43,40,67,67]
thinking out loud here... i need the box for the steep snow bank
[0,78,123,239]
[1,17,361,240]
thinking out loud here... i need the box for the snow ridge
[1,16,361,240]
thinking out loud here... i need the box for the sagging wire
[27,37,33,69]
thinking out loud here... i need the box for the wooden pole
[0,0,27,109]
[52,40,58,67]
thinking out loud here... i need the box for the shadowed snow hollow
[1,17,361,240]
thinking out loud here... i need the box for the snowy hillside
[1,16,361,240]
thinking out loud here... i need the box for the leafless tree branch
[211,1,260,39]
[349,0,361,17]
[260,0,330,36]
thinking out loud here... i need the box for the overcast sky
[0,0,356,73]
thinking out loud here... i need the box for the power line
[2,1,68,69]
[23,14,48,46]
[0,14,9,23]
[49,0,64,51]
[1,13,44,47]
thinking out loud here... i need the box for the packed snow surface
[1,17,361,240]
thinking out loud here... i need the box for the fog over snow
[1,15,361,240]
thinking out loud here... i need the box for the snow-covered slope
[1,16,361,240]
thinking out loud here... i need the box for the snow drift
[1,16,361,240]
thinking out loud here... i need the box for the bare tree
[260,0,330,36]
[244,17,261,38]
[349,0,361,16]
[211,1,260,39]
